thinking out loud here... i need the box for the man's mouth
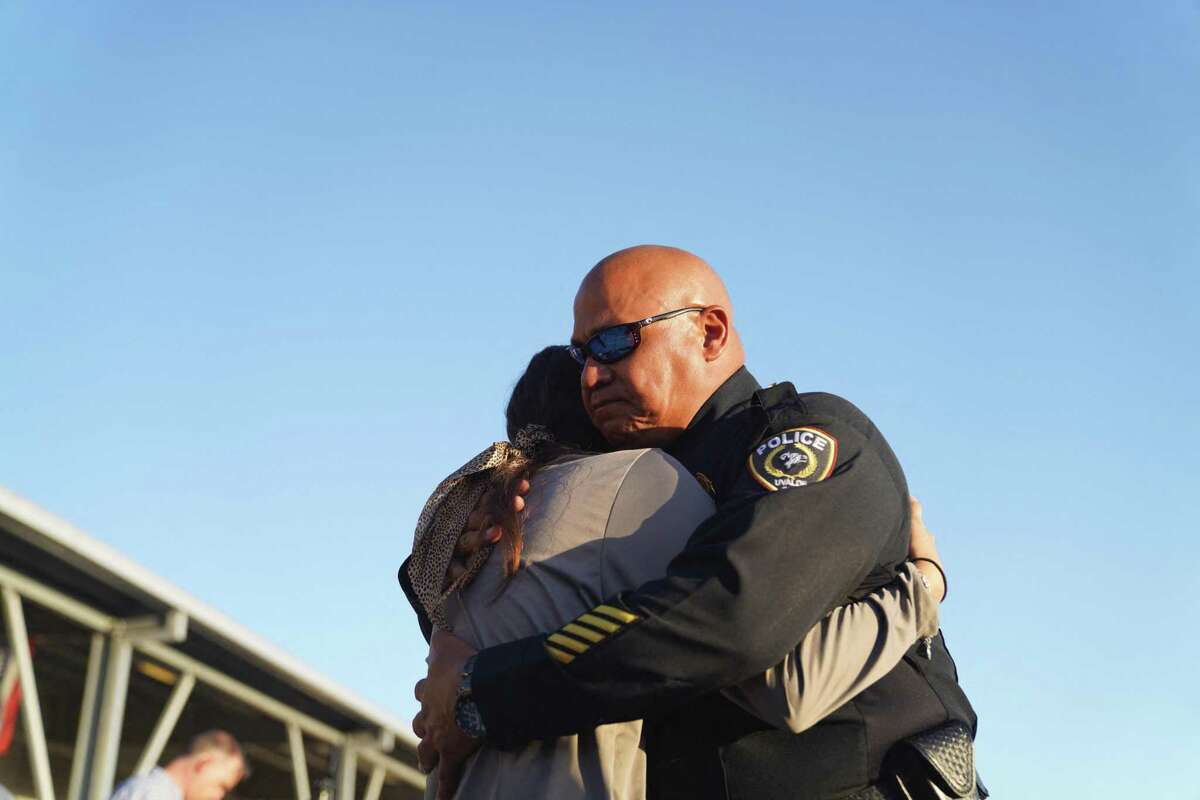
[588,395,625,417]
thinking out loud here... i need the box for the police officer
[409,245,981,800]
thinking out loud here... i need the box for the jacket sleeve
[471,412,909,748]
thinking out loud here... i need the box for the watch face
[455,655,484,738]
[455,694,486,739]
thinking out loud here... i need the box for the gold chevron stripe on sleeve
[593,604,639,624]
[547,633,590,653]
[546,645,576,664]
[578,613,620,633]
[562,623,605,643]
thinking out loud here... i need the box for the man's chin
[597,418,648,449]
[600,419,679,449]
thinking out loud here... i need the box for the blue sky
[2,2,1197,796]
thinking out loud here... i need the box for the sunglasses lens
[590,326,638,363]
[567,346,587,365]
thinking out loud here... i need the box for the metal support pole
[287,722,312,800]
[134,672,195,775]
[356,748,425,791]
[335,744,357,800]
[1,586,56,800]
[362,766,385,800]
[89,635,133,800]
[67,633,106,800]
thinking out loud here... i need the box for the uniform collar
[666,366,761,465]
[687,366,761,429]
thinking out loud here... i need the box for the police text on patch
[747,426,839,492]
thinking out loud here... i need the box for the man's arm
[733,497,946,733]
[723,561,939,734]
[466,411,905,747]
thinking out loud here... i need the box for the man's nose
[581,359,611,390]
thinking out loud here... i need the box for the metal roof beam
[135,638,348,745]
[117,609,188,643]
[0,561,116,633]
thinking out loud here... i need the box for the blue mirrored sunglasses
[567,307,706,365]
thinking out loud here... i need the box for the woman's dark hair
[484,346,609,576]
[505,346,608,451]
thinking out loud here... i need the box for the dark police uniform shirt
[414,368,978,800]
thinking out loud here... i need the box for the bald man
[110,730,246,800]
[411,246,981,800]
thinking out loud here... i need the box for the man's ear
[698,306,731,361]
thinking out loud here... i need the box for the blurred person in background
[109,730,246,800]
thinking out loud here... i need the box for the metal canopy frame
[0,562,423,800]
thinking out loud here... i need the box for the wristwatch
[454,655,486,739]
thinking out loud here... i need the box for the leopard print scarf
[407,425,554,631]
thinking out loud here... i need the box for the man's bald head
[582,245,733,312]
[573,245,745,447]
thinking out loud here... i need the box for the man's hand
[442,479,531,590]
[413,629,481,800]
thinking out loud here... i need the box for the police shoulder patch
[747,427,838,491]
